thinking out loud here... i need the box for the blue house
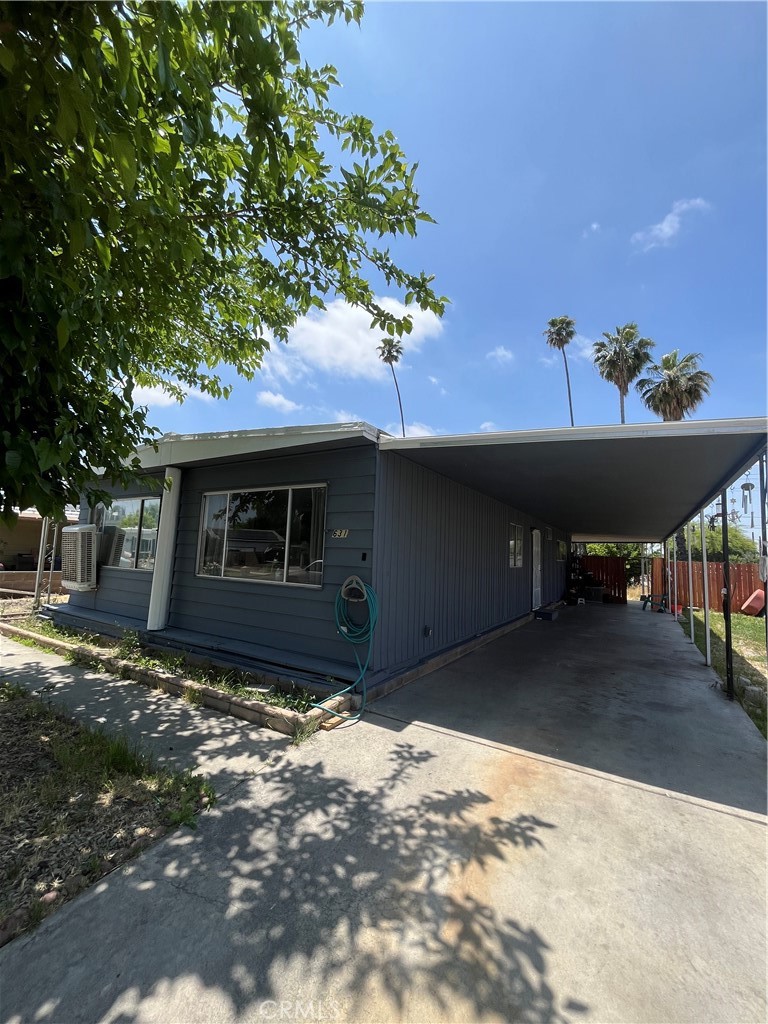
[52,418,766,693]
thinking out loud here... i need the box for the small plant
[26,899,49,929]
[291,718,319,746]
[265,683,315,714]
[51,728,151,781]
[168,772,216,828]
[81,853,102,877]
[0,680,28,701]
[183,686,204,707]
[117,630,142,661]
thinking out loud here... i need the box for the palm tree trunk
[619,389,625,425]
[561,349,574,427]
[390,363,405,438]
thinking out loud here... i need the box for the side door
[531,528,542,610]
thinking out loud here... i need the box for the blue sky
[140,1,767,439]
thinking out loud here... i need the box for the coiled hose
[312,581,378,722]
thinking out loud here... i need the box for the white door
[531,528,542,610]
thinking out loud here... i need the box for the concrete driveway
[1,605,765,1023]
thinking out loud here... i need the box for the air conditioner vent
[61,525,98,591]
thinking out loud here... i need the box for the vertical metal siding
[372,452,567,674]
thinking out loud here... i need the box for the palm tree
[543,316,576,427]
[377,337,406,438]
[593,323,654,424]
[636,349,714,421]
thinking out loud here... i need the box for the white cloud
[486,346,514,364]
[571,334,596,361]
[333,408,361,423]
[539,334,595,366]
[480,421,497,432]
[631,198,711,251]
[133,382,213,408]
[262,297,443,384]
[428,375,448,396]
[385,421,437,438]
[582,222,601,238]
[256,390,302,413]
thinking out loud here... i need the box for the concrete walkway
[1,605,765,1024]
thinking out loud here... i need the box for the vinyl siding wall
[372,451,568,676]
[66,476,163,623]
[167,445,376,671]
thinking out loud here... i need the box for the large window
[94,497,161,570]
[198,486,327,587]
[508,523,523,568]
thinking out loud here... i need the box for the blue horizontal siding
[69,474,163,622]
[167,445,376,669]
[67,567,152,623]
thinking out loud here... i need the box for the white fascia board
[379,417,768,452]
[135,422,382,470]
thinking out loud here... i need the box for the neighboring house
[0,506,80,571]
[50,418,766,692]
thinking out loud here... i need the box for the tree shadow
[1,739,586,1023]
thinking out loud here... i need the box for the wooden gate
[580,555,627,603]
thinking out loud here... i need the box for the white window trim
[509,522,524,568]
[93,495,162,572]
[195,483,328,589]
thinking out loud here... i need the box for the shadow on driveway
[0,739,585,1023]
[368,604,767,815]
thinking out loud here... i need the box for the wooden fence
[580,555,627,603]
[651,557,762,613]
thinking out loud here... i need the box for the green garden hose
[312,581,378,722]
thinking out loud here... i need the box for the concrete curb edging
[0,623,354,736]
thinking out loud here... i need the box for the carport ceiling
[380,418,767,542]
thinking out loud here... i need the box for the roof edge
[135,421,383,469]
[379,417,768,451]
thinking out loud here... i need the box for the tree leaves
[0,0,445,520]
[112,134,137,192]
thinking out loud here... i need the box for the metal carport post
[699,509,711,666]
[720,489,734,700]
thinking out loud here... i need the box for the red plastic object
[741,589,766,616]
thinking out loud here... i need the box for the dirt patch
[0,682,215,947]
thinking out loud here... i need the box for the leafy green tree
[636,350,713,421]
[584,542,642,579]
[0,1,446,521]
[377,337,406,439]
[688,522,758,564]
[593,323,654,424]
[543,316,576,427]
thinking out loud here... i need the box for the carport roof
[380,418,767,542]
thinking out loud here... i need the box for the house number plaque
[331,529,349,539]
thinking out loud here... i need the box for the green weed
[183,686,204,707]
[291,718,319,746]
